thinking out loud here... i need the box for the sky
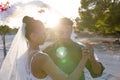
[0,0,80,28]
[42,0,80,18]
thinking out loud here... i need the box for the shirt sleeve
[86,60,105,78]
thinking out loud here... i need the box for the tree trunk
[2,35,6,58]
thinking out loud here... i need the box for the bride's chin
[40,42,44,45]
[38,41,45,45]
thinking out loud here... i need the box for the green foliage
[0,25,11,35]
[0,25,11,57]
[11,28,18,34]
[76,0,120,35]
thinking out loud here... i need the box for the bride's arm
[31,53,67,80]
[31,51,89,80]
[67,48,89,80]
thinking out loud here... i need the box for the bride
[0,16,90,80]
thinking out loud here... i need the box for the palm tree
[0,25,11,58]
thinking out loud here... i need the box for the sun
[34,8,61,29]
[42,8,61,28]
[45,15,60,28]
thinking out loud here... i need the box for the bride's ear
[29,32,35,40]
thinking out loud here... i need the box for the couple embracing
[0,16,104,80]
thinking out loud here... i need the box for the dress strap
[31,51,41,62]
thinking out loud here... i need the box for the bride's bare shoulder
[31,51,48,78]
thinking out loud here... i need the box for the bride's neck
[28,41,39,51]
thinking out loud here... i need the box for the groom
[44,18,104,80]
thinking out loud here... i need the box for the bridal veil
[0,23,30,80]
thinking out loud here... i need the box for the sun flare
[31,8,61,29]
[45,16,60,28]
[42,9,61,28]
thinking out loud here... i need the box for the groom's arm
[86,59,105,78]
[85,45,105,78]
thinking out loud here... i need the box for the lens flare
[61,58,67,63]
[56,46,67,63]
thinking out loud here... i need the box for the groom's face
[56,24,72,40]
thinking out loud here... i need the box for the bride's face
[30,25,46,45]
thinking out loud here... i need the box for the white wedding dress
[0,23,52,80]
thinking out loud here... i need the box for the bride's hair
[22,16,44,40]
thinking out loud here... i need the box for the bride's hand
[82,44,94,60]
[82,47,90,58]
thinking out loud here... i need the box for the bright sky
[0,0,80,28]
[42,0,80,18]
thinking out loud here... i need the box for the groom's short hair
[59,18,73,26]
